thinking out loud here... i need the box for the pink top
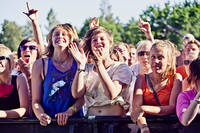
[176,89,196,123]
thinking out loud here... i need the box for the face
[0,55,10,73]
[184,54,197,76]
[137,46,150,68]
[91,32,111,59]
[52,28,70,49]
[129,48,137,65]
[150,47,169,74]
[20,42,38,64]
[117,45,129,61]
[184,43,199,59]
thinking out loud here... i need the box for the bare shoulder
[33,58,48,69]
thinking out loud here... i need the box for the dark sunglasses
[0,56,10,61]
[138,51,150,56]
[184,60,192,65]
[20,45,38,51]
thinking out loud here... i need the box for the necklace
[52,58,71,68]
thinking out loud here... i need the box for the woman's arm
[32,59,51,126]
[0,75,29,118]
[69,43,87,98]
[140,73,182,116]
[23,2,45,54]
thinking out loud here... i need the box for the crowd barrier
[0,115,200,133]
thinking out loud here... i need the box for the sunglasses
[20,45,38,51]
[184,60,192,65]
[138,51,150,56]
[0,56,10,61]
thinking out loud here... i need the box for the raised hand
[17,58,32,80]
[89,17,99,29]
[92,47,105,64]
[69,42,87,68]
[23,2,38,21]
[138,18,151,34]
[138,18,154,42]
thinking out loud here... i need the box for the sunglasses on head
[138,51,150,56]
[0,56,10,61]
[184,60,192,65]
[20,45,38,51]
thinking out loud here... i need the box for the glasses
[0,56,10,61]
[184,60,192,65]
[20,45,38,51]
[138,51,150,56]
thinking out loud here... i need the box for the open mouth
[24,55,30,58]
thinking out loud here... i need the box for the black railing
[0,115,200,133]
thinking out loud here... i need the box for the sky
[0,0,186,34]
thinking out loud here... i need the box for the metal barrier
[0,115,200,133]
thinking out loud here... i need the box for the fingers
[55,113,69,126]
[26,2,30,11]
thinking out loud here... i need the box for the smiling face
[184,43,200,60]
[20,41,38,64]
[117,44,130,61]
[52,27,70,49]
[150,46,169,74]
[0,46,12,74]
[137,45,151,68]
[91,32,111,59]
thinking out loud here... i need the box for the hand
[69,42,87,68]
[89,17,99,29]
[17,58,32,79]
[138,18,151,35]
[39,113,51,126]
[23,2,38,21]
[55,109,73,126]
[131,107,144,123]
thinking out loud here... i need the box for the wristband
[194,99,200,104]
[69,106,77,113]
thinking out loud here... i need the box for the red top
[142,75,174,106]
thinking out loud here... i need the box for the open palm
[69,42,87,66]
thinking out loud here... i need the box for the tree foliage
[46,8,59,32]
[0,20,24,51]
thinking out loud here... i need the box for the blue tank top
[42,58,83,117]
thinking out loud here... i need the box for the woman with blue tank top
[32,23,83,126]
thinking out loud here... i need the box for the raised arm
[32,59,51,126]
[138,18,154,43]
[23,2,45,55]
[0,75,29,118]
[69,42,87,98]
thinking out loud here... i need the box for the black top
[0,75,20,110]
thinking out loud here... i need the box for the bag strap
[145,74,161,106]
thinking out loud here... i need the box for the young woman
[70,26,133,116]
[131,40,182,133]
[176,57,200,126]
[0,45,29,118]
[32,24,83,126]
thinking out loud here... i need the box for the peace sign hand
[23,2,38,21]
[138,18,151,34]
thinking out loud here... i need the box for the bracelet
[77,68,85,73]
[69,106,77,113]
[194,99,200,104]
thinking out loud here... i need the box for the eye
[100,37,104,41]
[151,56,156,59]
[158,55,164,60]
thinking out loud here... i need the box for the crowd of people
[1,3,200,133]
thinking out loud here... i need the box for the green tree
[46,8,59,32]
[0,20,24,51]
[140,0,200,49]
[22,21,33,38]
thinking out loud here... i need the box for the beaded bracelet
[69,106,77,113]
